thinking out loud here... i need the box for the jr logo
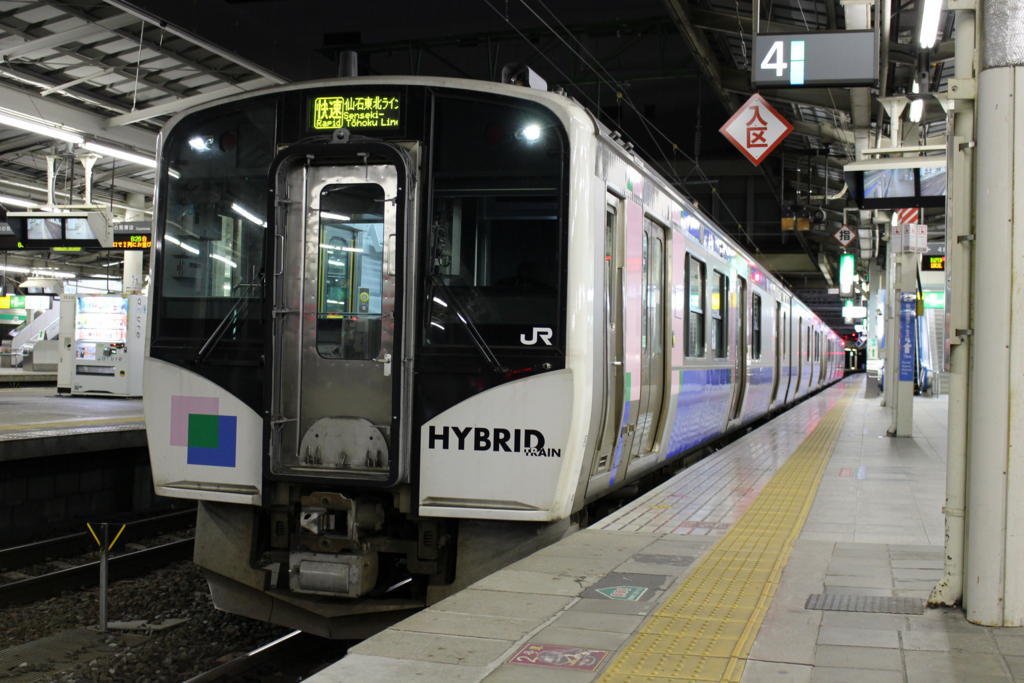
[520,327,553,346]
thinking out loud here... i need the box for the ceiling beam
[0,13,138,59]
[0,82,156,151]
[108,77,276,127]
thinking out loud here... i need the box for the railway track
[0,537,195,607]
[0,508,197,607]
[184,630,349,682]
[0,507,195,572]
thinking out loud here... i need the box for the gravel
[0,561,294,681]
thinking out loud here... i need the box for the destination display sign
[311,94,401,130]
[111,233,151,249]
[752,31,877,87]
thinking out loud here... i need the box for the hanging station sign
[752,31,878,88]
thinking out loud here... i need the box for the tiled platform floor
[311,378,1021,682]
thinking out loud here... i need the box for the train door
[631,219,667,457]
[271,154,406,482]
[769,299,782,404]
[729,276,748,421]
[593,195,625,474]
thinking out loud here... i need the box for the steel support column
[963,0,1024,625]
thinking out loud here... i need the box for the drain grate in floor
[805,593,925,615]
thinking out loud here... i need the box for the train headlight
[517,123,542,143]
[188,135,214,152]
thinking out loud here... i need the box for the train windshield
[151,100,276,407]
[423,93,565,352]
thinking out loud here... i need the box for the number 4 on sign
[761,41,788,76]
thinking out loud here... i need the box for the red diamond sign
[719,93,793,166]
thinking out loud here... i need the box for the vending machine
[69,294,146,396]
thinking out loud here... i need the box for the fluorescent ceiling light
[210,253,237,268]
[0,109,84,144]
[0,178,153,215]
[32,268,75,279]
[81,141,157,168]
[231,202,267,227]
[909,81,924,122]
[341,246,363,253]
[919,0,942,48]
[321,211,351,221]
[166,234,199,255]
[0,264,31,274]
[0,194,37,208]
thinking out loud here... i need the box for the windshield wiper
[194,280,261,364]
[428,273,507,375]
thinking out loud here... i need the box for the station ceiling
[0,0,954,333]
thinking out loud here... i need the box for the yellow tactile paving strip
[600,387,853,682]
[0,416,145,432]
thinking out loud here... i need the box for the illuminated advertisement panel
[75,296,127,343]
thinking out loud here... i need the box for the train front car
[143,79,594,636]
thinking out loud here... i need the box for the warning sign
[719,93,793,166]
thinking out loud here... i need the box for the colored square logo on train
[171,395,237,468]
[186,414,237,467]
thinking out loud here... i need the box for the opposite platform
[0,386,145,460]
[310,377,1017,682]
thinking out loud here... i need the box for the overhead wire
[490,0,757,248]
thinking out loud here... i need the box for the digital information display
[111,233,151,249]
[311,95,400,130]
[922,254,945,271]
[752,31,877,87]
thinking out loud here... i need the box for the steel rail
[0,508,195,572]
[183,630,346,683]
[0,537,194,607]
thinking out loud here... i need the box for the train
[142,74,845,637]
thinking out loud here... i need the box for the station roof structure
[0,0,953,333]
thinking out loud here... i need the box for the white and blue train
[143,75,844,636]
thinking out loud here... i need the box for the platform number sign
[834,226,855,247]
[752,32,878,88]
[761,40,806,85]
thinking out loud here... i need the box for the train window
[315,184,385,360]
[710,270,727,358]
[751,293,762,359]
[642,231,649,348]
[647,228,664,357]
[685,255,706,357]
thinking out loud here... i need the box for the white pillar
[964,0,1024,625]
[121,193,146,294]
[885,240,916,437]
[929,0,976,608]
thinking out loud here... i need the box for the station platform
[0,386,145,461]
[310,376,1019,683]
